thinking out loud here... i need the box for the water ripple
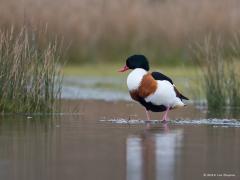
[174,118,240,127]
[100,118,240,127]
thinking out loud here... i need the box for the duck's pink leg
[145,109,150,121]
[145,109,151,129]
[162,106,170,122]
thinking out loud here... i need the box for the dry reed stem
[1,0,240,63]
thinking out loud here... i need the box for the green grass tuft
[192,36,240,111]
[0,27,63,113]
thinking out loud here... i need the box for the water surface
[0,112,239,180]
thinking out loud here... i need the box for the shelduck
[118,55,189,122]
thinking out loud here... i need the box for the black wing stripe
[174,86,189,100]
[151,71,189,100]
[151,72,173,84]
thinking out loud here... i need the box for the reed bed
[0,27,62,113]
[193,36,240,112]
[1,0,240,64]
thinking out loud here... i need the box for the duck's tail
[179,94,189,100]
[174,86,189,100]
[173,98,185,109]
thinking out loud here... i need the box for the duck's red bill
[118,65,129,72]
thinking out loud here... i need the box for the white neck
[127,68,147,91]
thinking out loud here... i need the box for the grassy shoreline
[63,64,199,77]
[63,64,202,101]
[0,27,62,113]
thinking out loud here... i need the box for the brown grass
[0,27,63,113]
[1,0,240,64]
[192,36,240,111]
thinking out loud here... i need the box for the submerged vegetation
[193,36,240,112]
[0,27,63,113]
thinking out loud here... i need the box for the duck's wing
[151,71,189,100]
[173,86,189,100]
[151,72,173,84]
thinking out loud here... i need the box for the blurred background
[0,0,240,113]
[1,0,240,64]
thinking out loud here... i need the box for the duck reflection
[127,137,143,180]
[126,125,183,180]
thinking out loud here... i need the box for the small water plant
[192,36,240,113]
[0,27,63,113]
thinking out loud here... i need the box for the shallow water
[62,76,130,101]
[100,118,240,127]
[0,113,239,180]
[61,76,192,102]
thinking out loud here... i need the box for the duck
[118,54,189,122]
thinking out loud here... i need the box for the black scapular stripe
[174,87,189,100]
[151,72,173,84]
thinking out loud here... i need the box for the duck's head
[118,54,149,72]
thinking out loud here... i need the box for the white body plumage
[127,68,147,91]
[145,81,184,108]
[127,69,184,108]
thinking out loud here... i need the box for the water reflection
[1,114,239,180]
[206,107,240,119]
[126,125,183,180]
[0,115,58,180]
[127,137,143,180]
